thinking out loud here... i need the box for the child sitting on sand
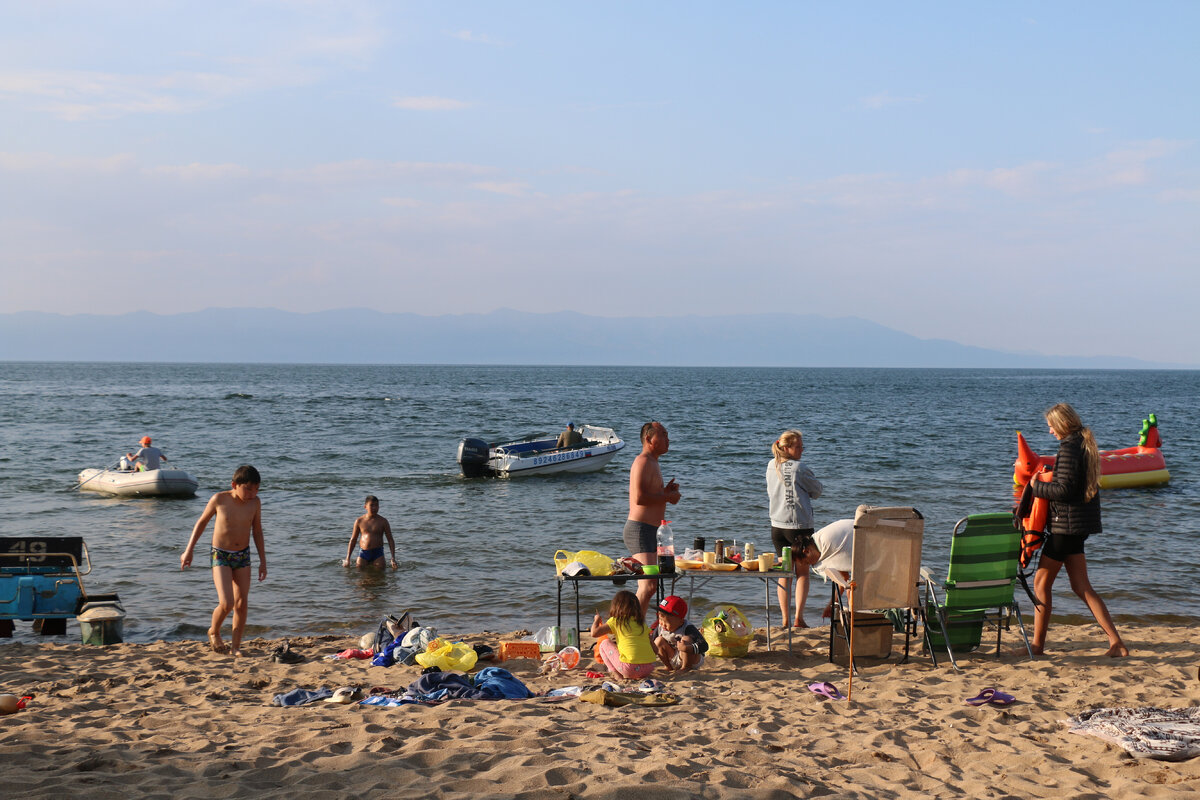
[590,590,657,680]
[652,595,707,672]
[342,495,397,569]
[180,465,266,657]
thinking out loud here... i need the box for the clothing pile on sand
[1068,706,1200,761]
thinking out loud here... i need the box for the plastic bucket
[557,646,581,669]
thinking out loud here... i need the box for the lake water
[1,363,1197,644]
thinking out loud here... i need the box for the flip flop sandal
[964,688,997,706]
[638,679,666,694]
[808,682,845,701]
[988,691,1016,706]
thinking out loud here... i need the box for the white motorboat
[456,425,625,478]
[76,468,199,498]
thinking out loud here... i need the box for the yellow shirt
[607,616,656,665]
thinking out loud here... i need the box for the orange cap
[139,436,152,445]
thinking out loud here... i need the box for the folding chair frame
[828,582,923,676]
[921,515,1034,672]
[825,506,925,680]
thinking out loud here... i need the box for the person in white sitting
[126,435,167,472]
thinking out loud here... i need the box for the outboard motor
[456,438,491,478]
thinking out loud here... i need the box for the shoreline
[2,622,1198,798]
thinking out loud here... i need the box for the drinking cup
[703,551,717,566]
[759,553,775,571]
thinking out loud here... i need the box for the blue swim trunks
[211,546,251,570]
[358,546,385,562]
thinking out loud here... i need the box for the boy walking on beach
[181,465,266,656]
[342,495,397,569]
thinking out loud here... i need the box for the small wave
[225,392,253,399]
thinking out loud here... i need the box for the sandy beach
[2,623,1198,799]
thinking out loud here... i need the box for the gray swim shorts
[622,519,657,555]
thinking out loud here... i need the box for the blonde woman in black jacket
[1029,403,1128,657]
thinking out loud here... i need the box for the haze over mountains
[0,308,1186,368]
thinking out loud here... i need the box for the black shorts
[623,519,658,555]
[1041,534,1088,562]
[771,526,814,556]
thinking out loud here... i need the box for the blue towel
[405,672,485,702]
[371,640,418,667]
[272,687,333,706]
[359,695,425,707]
[472,667,534,699]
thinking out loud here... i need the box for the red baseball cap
[139,436,152,445]
[657,595,688,619]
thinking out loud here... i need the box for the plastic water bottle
[656,520,676,574]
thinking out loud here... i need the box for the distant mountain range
[0,308,1186,368]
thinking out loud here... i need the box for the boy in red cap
[653,595,707,672]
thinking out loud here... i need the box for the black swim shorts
[771,526,814,557]
[622,519,657,555]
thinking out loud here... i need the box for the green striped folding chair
[921,513,1033,671]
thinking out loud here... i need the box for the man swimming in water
[342,495,397,569]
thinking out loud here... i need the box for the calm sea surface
[1,363,1197,644]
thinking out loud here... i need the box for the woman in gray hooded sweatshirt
[766,429,823,627]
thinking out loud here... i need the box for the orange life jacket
[1015,471,1050,569]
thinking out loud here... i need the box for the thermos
[714,539,725,563]
[693,536,705,553]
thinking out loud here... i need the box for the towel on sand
[272,687,333,706]
[1068,706,1200,761]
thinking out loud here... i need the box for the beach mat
[1068,706,1200,761]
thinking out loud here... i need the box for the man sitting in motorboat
[125,436,167,472]
[556,422,584,449]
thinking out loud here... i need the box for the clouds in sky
[393,96,470,111]
[1,2,1197,363]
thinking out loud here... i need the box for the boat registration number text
[531,447,608,467]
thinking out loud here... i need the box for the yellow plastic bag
[701,605,753,658]
[414,639,479,671]
[554,549,615,576]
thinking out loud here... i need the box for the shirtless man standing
[181,465,267,656]
[342,495,398,569]
[626,421,681,616]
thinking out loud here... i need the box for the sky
[1,1,1197,363]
